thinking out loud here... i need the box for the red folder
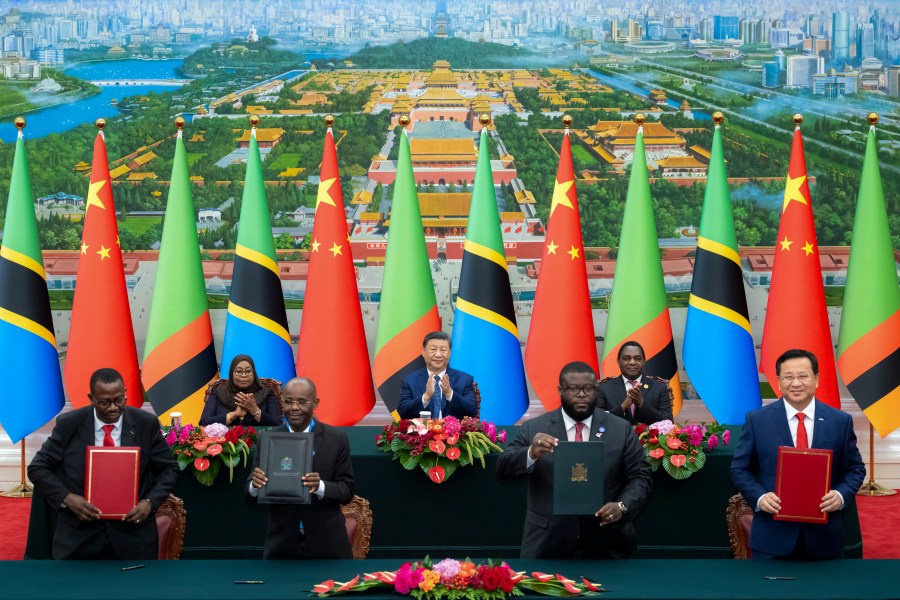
[85,446,140,519]
[774,446,832,524]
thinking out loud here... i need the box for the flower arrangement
[161,422,258,486]
[375,417,505,484]
[635,419,730,480]
[312,558,605,599]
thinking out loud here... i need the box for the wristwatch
[616,501,628,514]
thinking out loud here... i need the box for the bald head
[281,377,318,430]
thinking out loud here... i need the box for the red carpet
[0,493,898,559]
[857,492,900,559]
[0,496,31,560]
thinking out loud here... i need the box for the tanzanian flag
[0,127,64,443]
[837,124,900,437]
[221,128,295,382]
[601,124,682,413]
[373,128,440,416]
[450,128,528,424]
[683,121,761,425]
[142,127,218,426]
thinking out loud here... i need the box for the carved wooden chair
[341,495,373,559]
[156,494,186,560]
[726,493,754,559]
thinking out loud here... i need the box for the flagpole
[1,440,33,498]
[857,423,896,497]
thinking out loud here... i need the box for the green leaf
[176,454,193,470]
[399,449,419,470]
[220,452,241,468]
[193,458,222,486]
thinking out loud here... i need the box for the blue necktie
[430,375,442,418]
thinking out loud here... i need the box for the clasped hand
[758,490,842,514]
[621,386,643,413]
[424,374,452,401]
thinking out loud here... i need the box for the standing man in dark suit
[597,341,673,425]
[248,377,355,559]
[497,361,652,559]
[28,368,179,560]
[731,349,866,560]
[397,331,477,419]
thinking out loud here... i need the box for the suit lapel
[78,408,96,448]
[590,409,608,441]
[548,409,567,441]
[771,400,794,447]
[811,400,827,448]
[121,408,138,447]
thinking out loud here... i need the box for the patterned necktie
[430,375,442,418]
[574,422,586,442]
[102,424,115,447]
[796,413,809,449]
[627,380,638,419]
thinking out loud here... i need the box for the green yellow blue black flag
[0,123,64,442]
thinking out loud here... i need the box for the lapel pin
[643,384,648,389]
[596,427,605,439]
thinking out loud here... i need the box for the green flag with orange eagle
[142,124,218,426]
[601,122,682,414]
[296,125,375,425]
[373,128,440,417]
[524,127,599,410]
[837,121,900,437]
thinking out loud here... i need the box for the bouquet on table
[635,419,730,480]
[312,558,605,598]
[376,416,505,484]
[161,422,258,486]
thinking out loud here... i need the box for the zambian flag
[142,127,218,426]
[837,123,900,437]
[0,127,64,442]
[221,127,295,382]
[373,128,440,416]
[683,120,761,425]
[601,124,682,413]
[450,128,528,424]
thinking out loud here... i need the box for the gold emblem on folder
[571,463,588,482]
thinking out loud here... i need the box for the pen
[763,576,795,580]
[235,580,265,584]
[121,565,145,571]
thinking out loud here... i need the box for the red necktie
[628,380,638,417]
[102,424,115,447]
[574,422,586,442]
[796,413,808,449]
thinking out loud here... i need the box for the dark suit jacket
[730,399,866,559]
[597,376,673,425]
[397,367,477,419]
[247,421,355,559]
[27,406,180,560]
[496,408,652,559]
[199,387,282,426]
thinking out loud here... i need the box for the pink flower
[482,421,498,443]
[649,420,675,435]
[649,448,665,459]
[707,434,719,450]
[497,429,507,444]
[394,563,424,594]
[442,416,461,436]
[204,422,229,438]
[165,429,176,445]
[433,559,461,580]
[177,425,194,443]
[722,430,731,445]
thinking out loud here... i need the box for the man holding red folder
[730,349,866,559]
[28,368,179,560]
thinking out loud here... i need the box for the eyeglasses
[778,373,814,383]
[561,385,598,396]
[282,399,314,408]
[233,369,254,376]
[92,396,126,409]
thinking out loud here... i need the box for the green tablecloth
[25,426,862,559]
[2,559,895,600]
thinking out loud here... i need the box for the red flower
[207,443,223,456]
[428,440,446,455]
[666,437,682,450]
[428,466,445,484]
[446,447,461,461]
[670,454,687,467]
[481,568,501,591]
[447,433,459,445]
[649,448,665,459]
[193,457,210,471]
[193,440,209,451]
[649,428,659,437]
[634,424,646,435]
[648,436,658,444]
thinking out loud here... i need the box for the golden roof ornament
[479,113,491,126]
[249,114,261,127]
[634,113,646,126]
[868,112,879,126]
[562,114,573,128]
[324,114,335,127]
[399,114,411,127]
[793,114,804,127]
[95,118,107,130]
[174,116,186,130]
[712,111,724,125]
[14,116,25,130]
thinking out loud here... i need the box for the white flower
[204,423,229,438]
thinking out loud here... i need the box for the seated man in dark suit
[597,341,673,425]
[248,377,355,559]
[731,348,866,560]
[397,331,477,419]
[27,368,179,560]
[497,361,652,559]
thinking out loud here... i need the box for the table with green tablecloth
[24,426,862,559]
[2,559,895,600]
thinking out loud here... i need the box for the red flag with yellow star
[760,127,839,408]
[524,131,599,410]
[64,131,141,408]
[295,127,375,424]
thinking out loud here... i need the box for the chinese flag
[64,130,141,408]
[296,127,375,424]
[760,127,840,408]
[524,131,599,410]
